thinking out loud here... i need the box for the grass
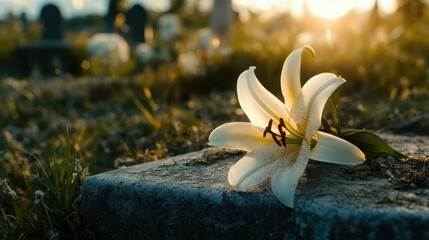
[1,131,89,239]
[1,6,429,238]
[2,76,428,240]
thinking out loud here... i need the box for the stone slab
[81,133,429,239]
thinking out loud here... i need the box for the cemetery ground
[1,68,429,238]
[1,7,429,239]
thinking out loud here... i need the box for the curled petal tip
[249,66,256,71]
[338,75,346,83]
[302,45,315,57]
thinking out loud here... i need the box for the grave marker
[40,3,63,40]
[14,3,73,76]
[210,0,234,45]
[125,4,149,45]
[82,133,429,239]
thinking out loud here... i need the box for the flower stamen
[278,118,287,147]
[263,118,304,147]
[263,119,282,146]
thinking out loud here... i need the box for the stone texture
[81,133,429,239]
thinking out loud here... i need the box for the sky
[0,0,171,20]
[0,0,401,21]
[234,0,398,19]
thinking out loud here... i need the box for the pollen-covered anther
[309,135,318,149]
[263,118,288,147]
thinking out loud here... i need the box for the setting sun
[306,0,354,19]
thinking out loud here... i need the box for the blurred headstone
[20,12,28,34]
[40,3,63,40]
[14,3,73,76]
[210,0,234,45]
[125,4,149,45]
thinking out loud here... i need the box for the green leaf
[340,129,408,160]
[321,116,337,135]
[329,99,341,135]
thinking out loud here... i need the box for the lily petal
[237,67,288,129]
[228,143,280,190]
[289,73,345,140]
[281,46,315,110]
[271,142,310,208]
[311,131,365,165]
[208,122,270,151]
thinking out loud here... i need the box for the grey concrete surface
[81,133,429,239]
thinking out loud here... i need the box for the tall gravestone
[125,4,149,45]
[40,4,63,40]
[15,3,73,76]
[39,3,73,75]
[20,12,28,34]
[210,0,234,45]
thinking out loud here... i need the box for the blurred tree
[168,0,185,13]
[105,0,127,32]
[368,0,379,32]
[397,0,426,25]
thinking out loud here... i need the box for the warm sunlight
[306,0,354,19]
[72,0,84,9]
[232,0,397,19]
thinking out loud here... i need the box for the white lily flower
[208,46,365,208]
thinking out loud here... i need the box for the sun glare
[354,0,376,11]
[306,0,354,19]
[232,0,397,19]
[72,0,84,9]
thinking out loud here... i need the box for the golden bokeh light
[306,0,354,19]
